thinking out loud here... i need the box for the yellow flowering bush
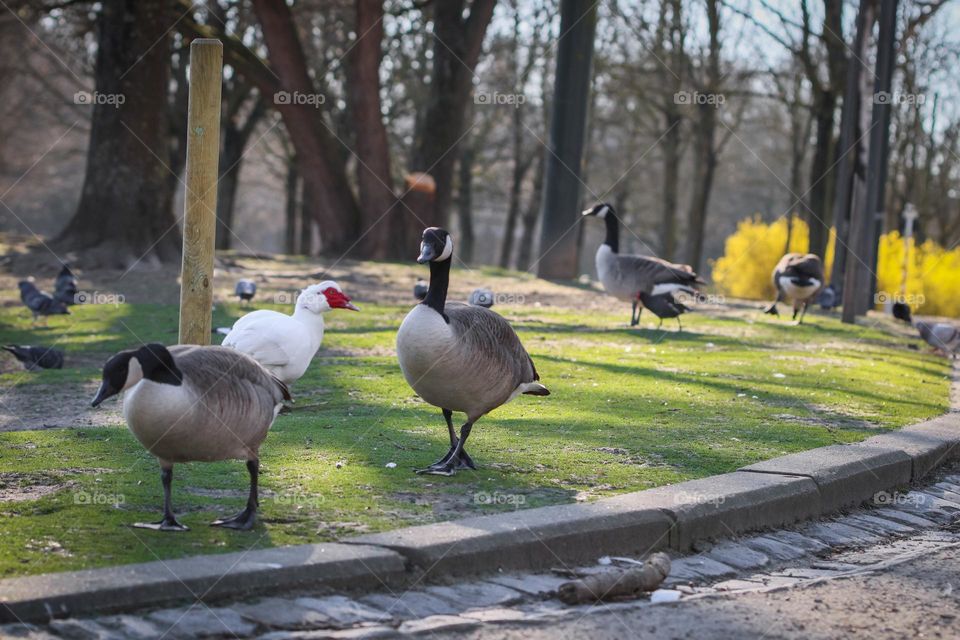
[713,216,960,317]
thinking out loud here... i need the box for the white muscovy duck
[221,281,358,385]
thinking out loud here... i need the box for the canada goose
[235,279,257,305]
[764,253,824,324]
[54,264,78,306]
[413,278,428,301]
[18,281,68,324]
[915,321,960,357]
[2,345,64,370]
[396,228,549,476]
[469,288,494,308]
[91,343,290,531]
[582,203,703,327]
[222,281,358,385]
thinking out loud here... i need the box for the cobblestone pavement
[4,469,960,639]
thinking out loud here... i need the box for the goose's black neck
[422,258,450,318]
[602,212,619,253]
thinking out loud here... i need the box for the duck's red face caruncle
[323,287,359,311]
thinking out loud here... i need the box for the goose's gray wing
[612,255,702,289]
[444,303,538,389]
[170,345,288,445]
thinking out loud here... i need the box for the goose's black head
[91,343,183,407]
[581,203,616,219]
[417,227,454,264]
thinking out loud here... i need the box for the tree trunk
[406,0,496,248]
[661,112,681,261]
[346,0,396,258]
[517,149,545,271]
[285,158,299,254]
[537,0,598,279]
[57,0,180,267]
[500,105,531,268]
[682,0,721,271]
[456,143,476,264]
[252,0,360,254]
[216,95,265,251]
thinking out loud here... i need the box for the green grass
[0,290,949,578]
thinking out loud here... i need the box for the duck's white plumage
[222,282,338,384]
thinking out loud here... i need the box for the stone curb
[2,377,958,624]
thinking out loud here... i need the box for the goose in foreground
[3,345,64,370]
[396,228,549,476]
[235,279,257,305]
[19,281,69,324]
[764,253,824,324]
[582,203,703,327]
[54,264,78,306]
[222,281,358,385]
[915,321,960,357]
[91,343,290,530]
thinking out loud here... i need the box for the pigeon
[2,345,64,370]
[54,264,78,306]
[19,281,69,323]
[892,301,912,323]
[235,279,257,304]
[818,284,838,310]
[469,288,494,308]
[413,278,428,301]
[915,321,960,356]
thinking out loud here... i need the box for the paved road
[435,542,960,640]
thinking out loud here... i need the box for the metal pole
[178,39,223,345]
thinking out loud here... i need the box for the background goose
[396,228,549,476]
[91,343,290,531]
[3,345,64,370]
[222,281,358,385]
[915,321,960,357]
[582,203,703,327]
[19,280,69,324]
[764,253,824,324]
[54,264,78,306]
[235,279,257,305]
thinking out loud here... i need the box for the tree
[537,0,598,279]
[57,0,181,267]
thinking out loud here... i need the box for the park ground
[0,237,951,579]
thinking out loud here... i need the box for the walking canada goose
[915,321,960,357]
[582,203,703,328]
[2,345,64,370]
[54,264,78,306]
[235,279,257,304]
[764,253,824,324]
[222,281,358,385]
[91,343,290,531]
[396,228,549,476]
[18,280,69,324]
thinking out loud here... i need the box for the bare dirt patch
[0,381,124,431]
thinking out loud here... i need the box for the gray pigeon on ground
[413,278,428,301]
[469,288,494,308]
[54,264,78,306]
[2,345,64,370]
[19,281,69,322]
[235,279,257,304]
[915,321,960,356]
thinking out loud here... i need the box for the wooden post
[178,39,223,345]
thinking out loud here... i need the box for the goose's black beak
[91,381,117,407]
[417,243,436,264]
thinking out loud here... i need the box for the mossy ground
[0,259,949,578]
